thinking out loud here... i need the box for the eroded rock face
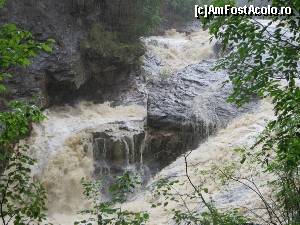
[89,120,158,184]
[87,58,258,174]
[0,0,144,107]
[91,121,148,179]
[145,60,258,171]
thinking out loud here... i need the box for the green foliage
[0,1,54,224]
[0,101,45,170]
[0,101,45,146]
[0,101,45,173]
[0,145,47,225]
[0,24,52,68]
[201,0,300,224]
[109,172,141,203]
[0,23,54,92]
[0,0,5,8]
[76,173,148,225]
[135,0,163,36]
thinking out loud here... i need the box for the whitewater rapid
[123,101,274,225]
[23,27,275,225]
[143,28,215,77]
[38,101,274,225]
[25,102,146,220]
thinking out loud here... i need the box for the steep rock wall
[0,0,146,107]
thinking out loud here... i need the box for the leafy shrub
[0,145,47,225]
[0,23,54,93]
[0,2,53,224]
[201,0,300,224]
[76,173,148,225]
[109,172,141,203]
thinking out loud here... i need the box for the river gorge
[0,1,282,224]
[19,27,273,224]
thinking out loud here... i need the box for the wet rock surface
[94,57,258,174]
[147,60,239,131]
[91,120,146,177]
[79,58,258,174]
[85,56,257,174]
[145,60,258,170]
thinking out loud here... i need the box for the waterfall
[122,101,275,225]
[143,28,216,77]
[26,102,146,224]
[123,139,130,167]
[24,26,271,225]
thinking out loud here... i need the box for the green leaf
[41,43,52,53]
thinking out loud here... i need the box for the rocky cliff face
[0,0,145,107]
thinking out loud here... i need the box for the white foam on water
[122,101,275,225]
[24,102,146,223]
[143,29,215,76]
[21,26,276,225]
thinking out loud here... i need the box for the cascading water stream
[25,102,146,223]
[123,101,275,225]
[143,28,215,76]
[24,27,273,225]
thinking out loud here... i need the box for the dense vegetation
[0,0,53,224]
[203,0,300,224]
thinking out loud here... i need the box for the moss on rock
[81,23,144,68]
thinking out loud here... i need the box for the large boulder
[145,60,257,171]
[81,60,258,175]
[91,121,146,177]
